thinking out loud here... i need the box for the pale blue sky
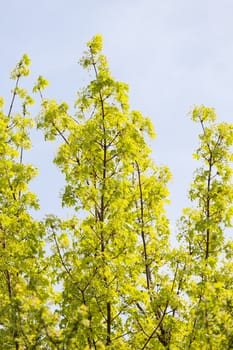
[1,0,233,227]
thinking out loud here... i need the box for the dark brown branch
[8,76,21,118]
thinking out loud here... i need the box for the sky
[1,0,233,229]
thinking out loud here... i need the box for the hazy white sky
[1,0,233,227]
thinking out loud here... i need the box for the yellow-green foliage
[1,37,233,349]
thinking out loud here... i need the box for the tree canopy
[1,35,233,349]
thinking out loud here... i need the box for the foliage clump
[0,35,233,349]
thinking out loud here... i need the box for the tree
[177,106,233,349]
[0,55,57,349]
[37,35,173,349]
[1,35,233,350]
